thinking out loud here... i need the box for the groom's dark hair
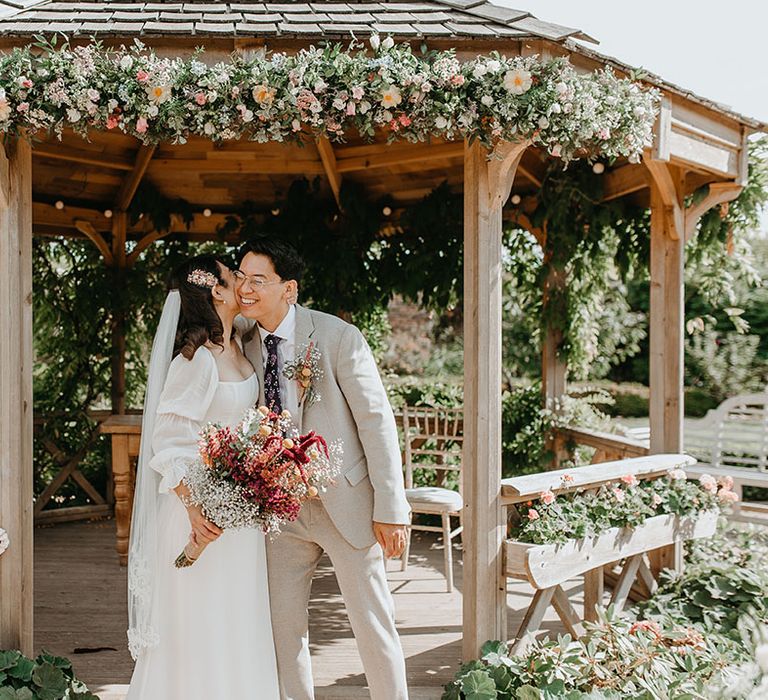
[236,236,306,284]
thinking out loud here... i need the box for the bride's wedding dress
[127,345,280,700]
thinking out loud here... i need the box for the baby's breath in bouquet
[175,405,342,567]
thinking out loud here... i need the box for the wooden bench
[500,453,716,652]
[680,393,768,523]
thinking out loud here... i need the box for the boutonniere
[283,342,324,408]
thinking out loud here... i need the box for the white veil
[127,290,180,660]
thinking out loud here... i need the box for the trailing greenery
[0,649,98,699]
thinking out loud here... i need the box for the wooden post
[542,264,567,466]
[110,211,127,415]
[463,138,527,659]
[645,157,685,575]
[0,137,34,654]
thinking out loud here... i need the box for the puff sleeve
[147,347,218,493]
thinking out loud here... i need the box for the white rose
[291,118,301,131]
[472,64,487,79]
[108,99,118,111]
[242,109,254,123]
[359,100,371,114]
[480,95,494,106]
[381,36,394,50]
[549,102,561,114]
[119,55,133,70]
[87,88,100,102]
[369,34,381,51]
[486,59,501,73]
[555,81,569,99]
[204,122,215,135]
[382,109,393,122]
[435,115,448,129]
[309,101,322,114]
[332,97,345,110]
[538,116,549,129]
[313,79,327,93]
[147,104,159,117]
[66,108,81,122]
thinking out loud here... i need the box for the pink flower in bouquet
[527,508,539,521]
[106,115,119,129]
[612,487,625,503]
[195,92,207,106]
[136,69,150,83]
[561,473,574,485]
[668,468,686,481]
[630,620,662,639]
[539,490,555,505]
[652,493,662,507]
[621,474,638,487]
[136,117,148,133]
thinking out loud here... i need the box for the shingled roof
[0,0,597,42]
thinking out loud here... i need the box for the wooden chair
[400,405,464,592]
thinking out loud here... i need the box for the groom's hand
[373,522,408,559]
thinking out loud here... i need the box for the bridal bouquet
[175,405,342,567]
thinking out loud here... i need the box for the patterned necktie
[263,334,283,414]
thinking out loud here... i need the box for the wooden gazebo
[0,0,765,669]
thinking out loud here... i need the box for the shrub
[0,650,98,699]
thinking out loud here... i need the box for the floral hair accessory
[187,269,217,288]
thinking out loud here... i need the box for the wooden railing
[552,425,650,467]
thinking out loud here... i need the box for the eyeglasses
[233,270,284,289]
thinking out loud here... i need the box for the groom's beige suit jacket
[242,304,411,546]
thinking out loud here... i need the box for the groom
[235,237,411,700]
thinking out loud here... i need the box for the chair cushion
[405,487,463,513]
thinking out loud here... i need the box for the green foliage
[685,330,768,403]
[640,525,768,640]
[0,650,97,699]
[443,607,733,700]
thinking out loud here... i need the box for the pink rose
[550,144,562,158]
[136,69,150,83]
[527,508,539,521]
[540,490,555,505]
[195,92,207,106]
[106,115,119,129]
[621,474,638,487]
[698,474,717,493]
[718,489,739,504]
[612,488,625,503]
[450,74,465,86]
[668,469,687,481]
[719,475,734,491]
[351,86,365,100]
[597,126,611,140]
[399,115,411,126]
[135,117,148,133]
[16,102,29,113]
[346,101,356,116]
[561,473,574,484]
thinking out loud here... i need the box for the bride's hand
[186,504,222,545]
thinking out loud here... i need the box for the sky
[497,0,768,230]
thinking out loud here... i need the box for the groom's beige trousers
[267,499,409,700]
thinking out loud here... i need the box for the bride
[126,254,279,699]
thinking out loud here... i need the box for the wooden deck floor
[34,520,575,699]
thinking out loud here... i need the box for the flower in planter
[621,473,638,487]
[540,489,556,505]
[612,487,625,503]
[629,619,662,639]
[527,509,539,521]
[561,473,574,485]
[668,468,687,480]
[718,489,739,504]
[699,474,718,493]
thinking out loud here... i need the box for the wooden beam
[110,211,127,415]
[115,144,156,211]
[0,137,34,655]
[463,138,528,660]
[315,137,342,209]
[32,143,134,171]
[602,164,648,202]
[684,181,742,241]
[75,219,114,265]
[335,141,464,173]
[644,157,684,241]
[126,229,172,267]
[149,157,326,175]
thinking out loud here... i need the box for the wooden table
[100,414,142,566]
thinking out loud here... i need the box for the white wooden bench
[673,393,768,523]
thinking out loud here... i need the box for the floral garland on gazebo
[0,36,658,161]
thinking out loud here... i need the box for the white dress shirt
[258,304,298,419]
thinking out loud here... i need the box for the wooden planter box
[505,510,719,590]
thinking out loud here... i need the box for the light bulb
[592,162,605,174]
[54,200,64,210]
[382,206,392,216]
[271,208,280,216]
[203,208,212,218]
[104,209,113,218]
[510,194,521,205]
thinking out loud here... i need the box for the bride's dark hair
[169,255,231,360]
